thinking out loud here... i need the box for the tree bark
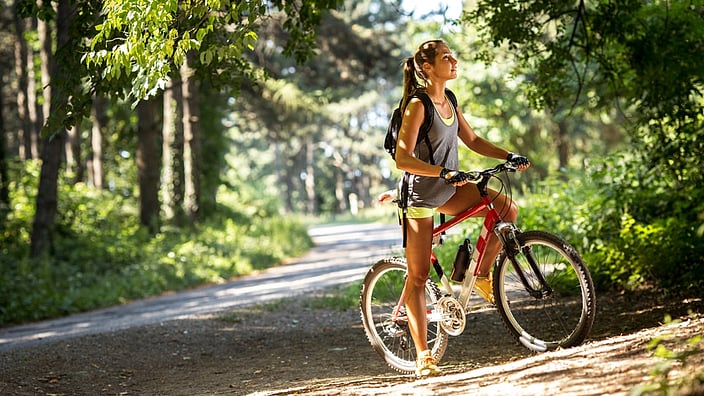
[181,55,201,223]
[0,65,8,211]
[30,0,74,258]
[65,124,81,183]
[137,98,161,234]
[162,75,184,224]
[335,169,346,213]
[26,17,41,158]
[305,138,316,215]
[13,3,37,160]
[88,96,107,189]
[275,142,293,213]
[37,0,52,133]
[556,119,570,170]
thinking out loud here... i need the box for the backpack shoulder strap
[414,92,436,166]
[445,88,458,108]
[415,92,435,133]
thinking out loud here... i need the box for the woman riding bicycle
[394,39,530,377]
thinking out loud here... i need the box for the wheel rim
[361,259,448,373]
[496,237,593,351]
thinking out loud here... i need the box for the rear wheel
[360,257,448,373]
[493,231,596,352]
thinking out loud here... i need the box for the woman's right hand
[444,170,480,186]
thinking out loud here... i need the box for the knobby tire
[493,230,596,352]
[359,257,449,374]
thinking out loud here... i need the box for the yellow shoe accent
[474,276,495,304]
[415,351,442,377]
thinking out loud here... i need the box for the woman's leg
[403,215,434,355]
[439,184,518,277]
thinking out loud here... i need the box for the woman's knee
[511,201,520,219]
[504,198,519,221]
[405,268,428,287]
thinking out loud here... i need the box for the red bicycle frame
[393,181,507,319]
[430,190,502,280]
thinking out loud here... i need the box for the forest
[0,0,702,326]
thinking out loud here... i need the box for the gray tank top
[402,101,459,208]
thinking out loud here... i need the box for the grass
[303,282,362,311]
[218,282,362,324]
[0,177,314,326]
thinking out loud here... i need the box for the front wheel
[493,231,596,352]
[359,257,448,374]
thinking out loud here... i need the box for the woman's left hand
[507,153,531,171]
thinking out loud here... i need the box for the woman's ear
[421,62,432,75]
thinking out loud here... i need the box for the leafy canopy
[85,0,342,101]
[464,0,704,178]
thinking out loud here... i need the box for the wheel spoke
[495,231,596,351]
[360,258,449,373]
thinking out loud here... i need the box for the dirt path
[1,290,702,395]
[1,223,703,395]
[0,223,401,352]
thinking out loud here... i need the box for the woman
[394,39,530,377]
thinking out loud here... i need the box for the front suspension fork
[496,223,553,299]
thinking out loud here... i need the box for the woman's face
[426,44,458,81]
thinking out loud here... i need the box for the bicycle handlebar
[480,161,518,176]
[376,162,519,203]
[461,161,517,183]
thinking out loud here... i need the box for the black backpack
[384,88,458,165]
[384,88,458,246]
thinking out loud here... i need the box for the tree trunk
[65,124,81,183]
[556,119,570,170]
[30,0,74,258]
[137,98,161,234]
[305,138,316,215]
[26,17,41,158]
[335,169,346,213]
[181,54,201,223]
[0,65,8,211]
[162,75,184,224]
[37,0,52,133]
[88,96,107,189]
[13,3,36,160]
[275,142,293,213]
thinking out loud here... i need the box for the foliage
[585,154,704,292]
[85,0,343,102]
[515,153,703,292]
[432,151,704,293]
[463,0,704,181]
[14,0,105,133]
[0,162,312,326]
[456,1,704,294]
[303,282,362,311]
[5,0,703,327]
[228,0,410,215]
[630,315,704,396]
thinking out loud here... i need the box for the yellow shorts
[400,206,435,219]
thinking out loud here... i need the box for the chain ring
[436,296,466,336]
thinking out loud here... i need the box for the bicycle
[360,161,596,374]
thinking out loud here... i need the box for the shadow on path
[0,223,401,352]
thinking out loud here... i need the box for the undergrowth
[0,162,312,326]
[630,314,704,396]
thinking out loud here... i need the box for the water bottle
[450,238,471,282]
